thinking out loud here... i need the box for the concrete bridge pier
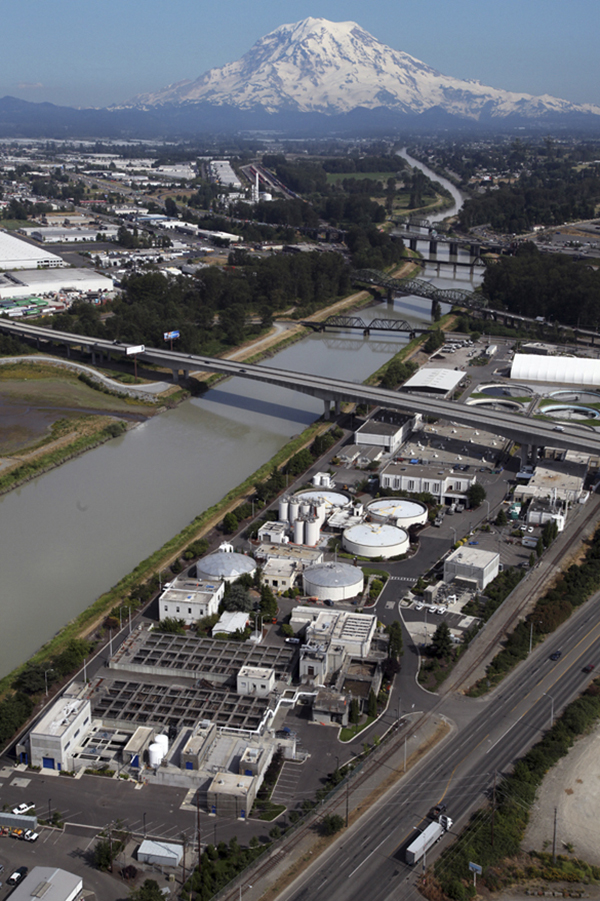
[409,238,418,252]
[171,368,179,382]
[323,399,331,420]
[449,242,459,257]
[65,344,70,359]
[334,399,341,417]
[470,243,481,257]
[429,239,438,254]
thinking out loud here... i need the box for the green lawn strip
[339,715,376,742]
[0,419,327,697]
[433,679,600,898]
[468,525,600,698]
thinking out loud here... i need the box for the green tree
[386,621,403,659]
[155,617,186,634]
[431,300,442,322]
[529,552,536,568]
[260,583,278,618]
[536,537,544,558]
[129,880,165,901]
[349,698,360,724]
[432,621,453,659]
[222,584,253,613]
[424,328,444,353]
[367,689,378,718]
[495,508,507,526]
[222,511,238,534]
[321,814,345,836]
[467,483,487,508]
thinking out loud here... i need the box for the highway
[276,591,600,901]
[1,318,600,456]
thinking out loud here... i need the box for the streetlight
[543,692,554,728]
[44,668,54,698]
[118,605,129,631]
[529,620,542,655]
[450,527,456,546]
[484,500,490,519]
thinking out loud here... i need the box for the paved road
[276,590,600,901]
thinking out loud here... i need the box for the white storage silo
[314,497,327,525]
[288,497,301,524]
[305,516,320,546]
[155,734,169,757]
[312,473,323,487]
[300,501,310,516]
[278,495,289,523]
[293,518,305,544]
[148,743,164,768]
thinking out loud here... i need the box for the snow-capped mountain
[125,17,600,122]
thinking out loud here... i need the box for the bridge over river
[1,319,600,463]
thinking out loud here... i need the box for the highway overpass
[2,317,600,459]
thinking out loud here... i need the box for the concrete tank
[288,497,301,524]
[148,743,164,768]
[278,496,289,522]
[305,516,320,546]
[293,518,305,545]
[303,561,364,601]
[312,473,323,487]
[300,502,310,516]
[343,522,410,559]
[314,498,327,525]
[367,498,428,529]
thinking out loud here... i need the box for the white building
[213,611,249,636]
[444,547,499,590]
[159,577,224,625]
[402,367,465,397]
[237,666,275,697]
[0,267,113,300]
[9,868,82,901]
[355,414,416,453]
[379,461,476,503]
[511,353,600,387]
[0,230,65,269]
[28,688,92,772]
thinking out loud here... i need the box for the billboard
[125,344,145,355]
[164,330,180,341]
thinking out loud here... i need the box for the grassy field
[326,171,398,185]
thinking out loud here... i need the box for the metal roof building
[0,231,65,269]
[402,367,465,396]
[9,867,82,901]
[511,353,600,386]
[0,267,113,300]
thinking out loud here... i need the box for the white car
[12,803,34,816]
[24,830,39,842]
[436,606,448,615]
[447,594,458,604]
[415,603,423,611]
[429,606,437,614]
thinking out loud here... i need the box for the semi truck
[405,815,452,866]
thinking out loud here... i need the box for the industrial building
[513,456,588,504]
[379,461,476,504]
[444,547,500,590]
[137,840,183,867]
[23,226,119,243]
[0,267,113,300]
[159,575,224,625]
[355,412,416,453]
[25,686,91,771]
[0,230,65,269]
[256,542,323,591]
[511,353,600,387]
[8,868,82,901]
[402,367,465,397]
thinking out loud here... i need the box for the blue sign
[469,862,482,875]
[164,330,180,341]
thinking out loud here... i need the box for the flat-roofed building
[0,230,65,269]
[237,666,275,698]
[207,772,255,819]
[379,461,476,504]
[402,367,465,397]
[28,686,92,772]
[9,867,82,901]
[444,547,499,590]
[159,577,224,625]
[355,413,415,453]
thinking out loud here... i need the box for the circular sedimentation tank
[366,498,428,528]
[343,522,409,559]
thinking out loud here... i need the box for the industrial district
[2,140,600,900]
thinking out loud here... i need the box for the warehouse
[402,367,465,397]
[9,868,82,901]
[0,230,65,269]
[511,353,600,387]
[0,267,113,300]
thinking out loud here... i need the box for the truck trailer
[405,815,452,866]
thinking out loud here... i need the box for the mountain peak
[124,17,600,122]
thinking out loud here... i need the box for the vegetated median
[468,519,600,697]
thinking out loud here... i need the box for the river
[0,158,470,679]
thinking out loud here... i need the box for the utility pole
[346,779,349,828]
[491,770,496,848]
[552,807,557,864]
[197,792,202,876]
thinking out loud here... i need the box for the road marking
[486,714,524,754]
[348,835,389,877]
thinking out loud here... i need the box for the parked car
[24,830,39,842]
[11,803,34,816]
[285,637,300,644]
[7,868,27,887]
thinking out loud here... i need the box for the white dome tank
[148,743,164,768]
[278,496,289,522]
[367,498,428,528]
[288,497,301,524]
[196,551,256,584]
[305,516,320,546]
[343,522,409,559]
[303,561,364,601]
[293,518,305,544]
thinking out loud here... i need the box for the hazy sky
[4,0,600,109]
